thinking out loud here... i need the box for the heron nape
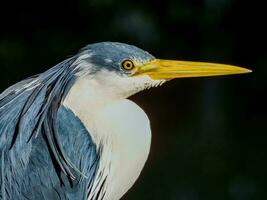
[0,42,251,200]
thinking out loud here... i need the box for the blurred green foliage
[0,0,266,199]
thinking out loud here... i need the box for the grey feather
[0,55,100,199]
[0,57,79,177]
[1,106,99,199]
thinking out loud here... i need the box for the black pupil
[126,63,131,68]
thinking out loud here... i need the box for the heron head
[77,42,251,99]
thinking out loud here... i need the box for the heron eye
[121,60,135,71]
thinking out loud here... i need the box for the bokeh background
[0,0,266,199]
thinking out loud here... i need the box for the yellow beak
[134,59,252,80]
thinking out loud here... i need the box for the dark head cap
[79,42,155,73]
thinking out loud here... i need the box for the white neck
[63,76,152,200]
[64,75,116,114]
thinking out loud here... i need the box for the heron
[0,42,251,200]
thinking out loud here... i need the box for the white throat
[63,75,152,200]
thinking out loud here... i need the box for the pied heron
[0,42,251,200]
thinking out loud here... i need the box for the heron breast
[93,99,152,199]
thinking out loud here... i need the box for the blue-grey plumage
[2,106,98,200]
[0,59,99,199]
[0,42,251,200]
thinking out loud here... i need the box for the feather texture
[0,57,100,199]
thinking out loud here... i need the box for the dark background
[0,0,266,199]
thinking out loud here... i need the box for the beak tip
[233,66,252,74]
[242,68,253,74]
